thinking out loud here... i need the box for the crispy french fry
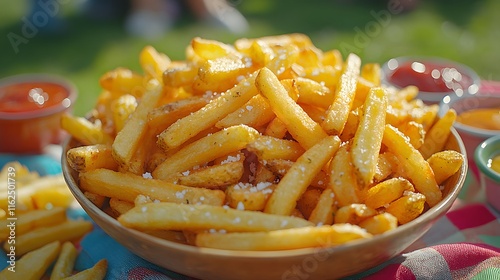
[63,259,108,280]
[361,63,381,86]
[118,202,313,232]
[61,114,112,146]
[109,197,135,216]
[0,207,66,241]
[328,143,361,207]
[382,124,442,207]
[385,191,426,224]
[334,203,377,225]
[351,87,388,187]
[66,144,118,172]
[322,53,361,135]
[195,223,372,251]
[364,177,415,209]
[225,182,274,211]
[80,168,225,206]
[398,120,425,149]
[297,188,322,219]
[427,150,464,185]
[419,109,457,159]
[112,83,163,171]
[50,242,78,280]
[7,220,92,256]
[99,67,144,97]
[157,72,258,151]
[153,125,259,180]
[358,212,398,235]
[216,94,275,129]
[0,241,61,280]
[308,188,336,225]
[256,67,328,149]
[111,94,137,133]
[140,45,170,82]
[264,136,340,216]
[175,161,244,189]
[247,136,305,161]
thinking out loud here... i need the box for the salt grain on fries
[62,33,464,251]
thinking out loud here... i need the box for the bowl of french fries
[61,34,467,280]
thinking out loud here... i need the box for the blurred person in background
[124,0,249,39]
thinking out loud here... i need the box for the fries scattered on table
[0,163,107,279]
[62,34,464,251]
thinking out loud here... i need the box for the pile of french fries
[0,163,107,279]
[62,34,464,251]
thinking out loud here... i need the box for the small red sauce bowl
[381,56,481,104]
[0,74,77,154]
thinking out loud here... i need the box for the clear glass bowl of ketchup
[0,74,78,154]
[381,56,481,104]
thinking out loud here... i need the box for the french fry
[66,144,118,172]
[60,114,112,146]
[364,177,415,209]
[195,223,372,251]
[99,67,144,97]
[361,63,381,86]
[308,188,336,225]
[112,82,163,170]
[153,125,259,180]
[296,188,322,219]
[0,241,61,280]
[351,87,388,187]
[255,67,328,149]
[382,124,442,207]
[334,204,377,225]
[63,259,108,280]
[111,94,137,133]
[264,136,340,216]
[294,77,333,109]
[419,109,457,159]
[118,202,313,232]
[8,220,92,256]
[0,207,66,241]
[398,120,425,149]
[427,150,464,185]
[109,197,135,216]
[264,159,329,189]
[50,241,78,280]
[157,73,258,151]
[80,168,225,206]
[247,136,305,161]
[264,117,288,138]
[321,53,361,135]
[385,191,426,224]
[328,143,361,207]
[358,212,398,235]
[216,94,275,129]
[140,45,170,82]
[225,182,274,211]
[175,161,244,189]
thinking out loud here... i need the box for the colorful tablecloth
[2,81,500,279]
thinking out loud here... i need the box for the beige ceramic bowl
[62,129,467,280]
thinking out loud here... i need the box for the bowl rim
[439,93,500,138]
[61,127,468,262]
[0,73,78,120]
[381,56,481,102]
[474,134,500,182]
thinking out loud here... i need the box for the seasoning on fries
[62,33,464,251]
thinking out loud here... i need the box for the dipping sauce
[0,82,70,114]
[456,108,500,130]
[387,60,473,93]
[488,154,500,173]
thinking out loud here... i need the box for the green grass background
[1,0,499,116]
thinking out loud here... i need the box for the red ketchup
[387,60,473,93]
[0,82,69,114]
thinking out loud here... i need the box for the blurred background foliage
[1,0,499,116]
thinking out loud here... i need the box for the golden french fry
[308,188,336,225]
[264,117,288,138]
[140,45,170,82]
[328,143,361,207]
[111,94,137,133]
[50,241,78,280]
[247,136,305,161]
[195,55,252,93]
[118,202,313,232]
[163,63,198,87]
[80,168,225,206]
[225,182,274,211]
[112,83,163,170]
[398,120,425,149]
[297,188,322,219]
[385,191,426,224]
[216,94,275,129]
[175,161,244,189]
[83,191,107,208]
[7,220,92,256]
[373,152,397,183]
[63,259,108,280]
[264,136,340,216]
[364,177,415,209]
[322,53,361,135]
[256,67,328,149]
[153,125,259,180]
[99,67,144,97]
[361,63,381,86]
[358,212,398,235]
[419,109,457,159]
[0,207,66,241]
[427,150,464,185]
[195,223,372,251]
[66,144,118,172]
[109,197,135,216]
[61,114,112,146]
[382,124,442,207]
[351,87,388,187]
[294,77,333,109]
[191,37,240,60]
[0,241,61,280]
[334,203,377,225]
[157,72,258,151]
